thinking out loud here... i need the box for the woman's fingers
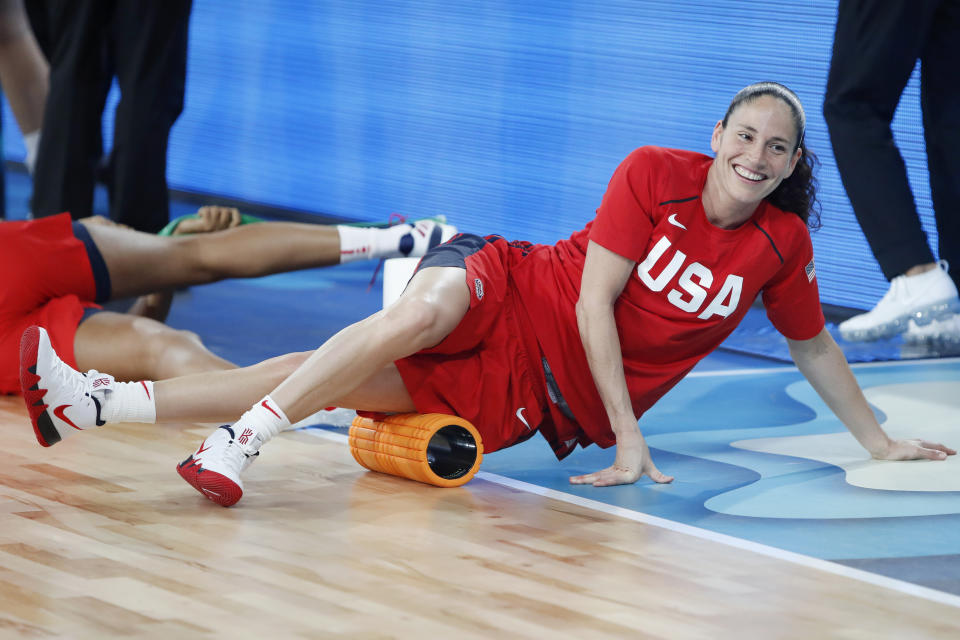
[569,464,673,487]
[569,472,599,485]
[918,440,956,456]
[647,467,675,484]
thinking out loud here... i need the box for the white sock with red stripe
[231,395,290,454]
[336,224,416,263]
[99,379,157,423]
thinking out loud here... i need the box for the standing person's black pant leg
[822,0,941,281]
[920,0,960,292]
[31,0,111,220]
[108,0,192,233]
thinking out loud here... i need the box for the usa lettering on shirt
[636,235,743,319]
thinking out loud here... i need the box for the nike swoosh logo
[667,213,687,230]
[516,407,531,431]
[196,439,211,456]
[53,405,83,430]
[261,399,281,420]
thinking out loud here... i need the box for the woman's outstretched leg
[81,213,456,300]
[23,264,465,433]
[150,356,416,423]
[269,265,471,421]
[151,265,469,422]
[83,218,342,300]
[173,265,471,505]
[20,322,314,446]
[22,259,470,504]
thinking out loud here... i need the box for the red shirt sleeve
[589,147,656,261]
[761,223,825,340]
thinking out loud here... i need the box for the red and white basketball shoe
[177,425,261,507]
[19,325,113,447]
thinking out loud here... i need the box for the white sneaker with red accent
[177,425,261,507]
[19,325,113,447]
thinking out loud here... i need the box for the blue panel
[2,0,940,310]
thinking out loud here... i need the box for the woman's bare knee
[168,236,223,283]
[75,312,233,380]
[379,297,455,351]
[380,267,471,350]
[143,327,234,379]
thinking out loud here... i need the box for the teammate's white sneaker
[177,425,262,507]
[19,325,113,447]
[904,313,960,345]
[400,218,458,258]
[839,261,960,342]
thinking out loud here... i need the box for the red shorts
[394,235,553,454]
[0,214,101,394]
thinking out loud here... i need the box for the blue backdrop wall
[2,0,940,310]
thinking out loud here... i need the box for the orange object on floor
[348,413,483,487]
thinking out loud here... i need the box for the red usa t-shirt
[512,146,824,455]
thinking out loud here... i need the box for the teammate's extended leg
[22,264,467,435]
[81,215,457,300]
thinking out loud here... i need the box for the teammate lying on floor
[22,82,954,507]
[2,207,455,392]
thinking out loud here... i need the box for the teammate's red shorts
[394,234,554,454]
[0,214,106,394]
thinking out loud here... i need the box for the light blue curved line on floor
[703,462,960,519]
[647,371,960,519]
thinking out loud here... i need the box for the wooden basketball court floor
[2,252,960,638]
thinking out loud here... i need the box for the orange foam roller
[348,413,483,488]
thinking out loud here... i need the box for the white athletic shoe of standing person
[838,261,960,341]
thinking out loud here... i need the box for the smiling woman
[22,82,954,508]
[704,82,818,230]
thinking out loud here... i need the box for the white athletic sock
[336,224,416,263]
[232,395,290,454]
[23,129,40,175]
[100,380,157,424]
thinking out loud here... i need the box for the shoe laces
[223,436,256,473]
[52,356,91,403]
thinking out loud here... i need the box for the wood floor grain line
[3,396,960,638]
[477,471,960,611]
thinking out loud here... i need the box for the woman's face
[710,95,802,206]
